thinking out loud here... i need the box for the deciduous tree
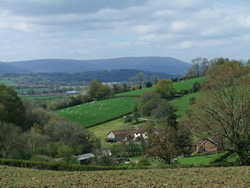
[145,115,192,164]
[184,61,250,165]
[153,79,176,100]
[0,84,25,127]
[0,122,22,158]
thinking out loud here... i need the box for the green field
[0,79,16,85]
[16,88,51,95]
[59,77,204,128]
[57,97,135,127]
[169,92,201,118]
[178,153,223,165]
[173,77,205,92]
[115,88,152,96]
[0,165,248,187]
[115,77,205,97]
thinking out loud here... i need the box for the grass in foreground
[57,97,135,127]
[0,165,248,187]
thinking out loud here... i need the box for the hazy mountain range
[1,57,191,74]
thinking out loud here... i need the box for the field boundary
[86,112,132,128]
[0,158,239,172]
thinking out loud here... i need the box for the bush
[136,157,150,168]
[180,89,189,95]
[0,158,128,171]
[132,85,141,90]
[191,82,202,92]
[124,115,133,123]
[30,155,54,162]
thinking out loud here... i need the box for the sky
[0,0,250,63]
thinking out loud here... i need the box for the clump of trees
[0,84,25,127]
[0,84,97,162]
[129,90,193,163]
[88,79,111,100]
[182,61,250,165]
[145,115,193,164]
[184,57,230,79]
[153,79,176,100]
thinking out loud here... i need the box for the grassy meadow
[173,77,205,92]
[115,87,152,96]
[0,165,248,187]
[58,77,204,128]
[169,92,201,118]
[57,97,135,127]
[115,76,205,97]
[178,153,223,165]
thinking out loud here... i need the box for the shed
[76,153,95,165]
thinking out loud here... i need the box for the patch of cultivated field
[0,165,248,187]
[57,97,135,127]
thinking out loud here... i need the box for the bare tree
[129,72,147,88]
[151,74,160,85]
[191,57,208,77]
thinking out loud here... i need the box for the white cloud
[172,41,194,50]
[0,0,249,62]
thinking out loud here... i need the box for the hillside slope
[0,62,30,73]
[4,57,191,74]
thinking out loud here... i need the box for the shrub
[124,115,133,123]
[189,97,196,105]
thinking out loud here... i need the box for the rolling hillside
[58,77,204,128]
[3,57,191,74]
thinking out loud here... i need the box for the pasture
[0,165,248,187]
[115,87,152,96]
[57,97,135,127]
[115,77,205,97]
[169,92,201,118]
[173,76,205,92]
[178,153,224,165]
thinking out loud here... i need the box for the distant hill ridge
[1,57,191,74]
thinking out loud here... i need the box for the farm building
[196,138,220,153]
[76,153,95,165]
[106,127,147,143]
